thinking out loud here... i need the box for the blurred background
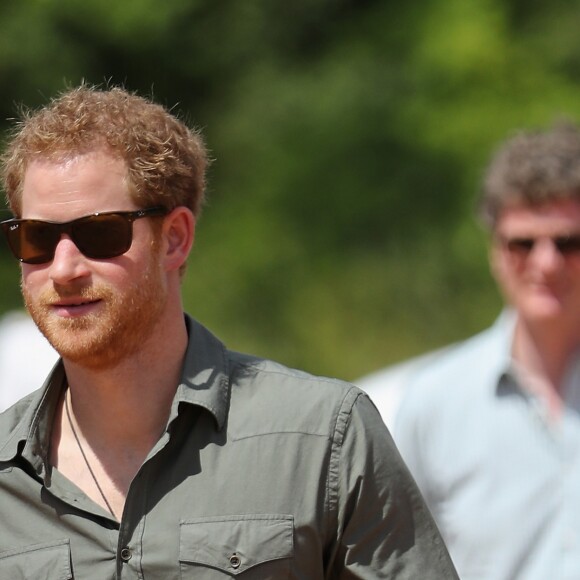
[0,0,579,381]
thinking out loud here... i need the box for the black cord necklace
[64,390,118,520]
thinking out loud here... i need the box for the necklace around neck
[64,390,118,520]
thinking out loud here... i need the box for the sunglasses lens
[73,214,132,259]
[555,236,580,255]
[2,220,61,264]
[505,238,534,256]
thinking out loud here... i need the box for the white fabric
[0,310,58,411]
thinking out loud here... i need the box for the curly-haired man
[360,122,580,580]
[0,85,457,579]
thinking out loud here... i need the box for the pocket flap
[180,514,293,574]
[0,539,72,579]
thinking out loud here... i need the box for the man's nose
[48,235,91,283]
[528,237,565,271]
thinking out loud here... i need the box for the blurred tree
[1,0,580,379]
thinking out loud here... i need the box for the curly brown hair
[479,122,580,228]
[1,84,209,218]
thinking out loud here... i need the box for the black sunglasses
[498,234,580,259]
[0,206,168,264]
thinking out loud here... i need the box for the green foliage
[0,0,578,379]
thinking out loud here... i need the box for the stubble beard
[23,252,167,370]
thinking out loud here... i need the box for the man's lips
[50,298,102,317]
[526,278,562,292]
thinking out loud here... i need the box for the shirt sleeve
[326,389,459,579]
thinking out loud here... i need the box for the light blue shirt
[385,312,580,580]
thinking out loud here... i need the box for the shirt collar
[0,314,231,471]
[0,360,66,475]
[562,354,580,411]
[491,309,542,400]
[495,310,580,412]
[172,314,230,431]
[487,308,518,385]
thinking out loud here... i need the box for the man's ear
[161,207,195,272]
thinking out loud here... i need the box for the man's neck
[511,316,579,418]
[512,317,577,386]
[62,316,188,447]
[49,313,189,518]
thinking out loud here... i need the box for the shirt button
[229,553,241,569]
[120,547,132,562]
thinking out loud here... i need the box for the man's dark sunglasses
[498,234,580,258]
[0,206,168,264]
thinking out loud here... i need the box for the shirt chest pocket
[0,539,72,580]
[179,514,293,579]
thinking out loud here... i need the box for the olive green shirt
[0,316,457,579]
